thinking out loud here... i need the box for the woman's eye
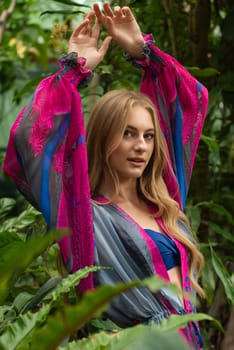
[124,130,133,137]
[144,133,154,140]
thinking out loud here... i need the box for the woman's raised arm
[2,13,111,291]
[94,3,208,209]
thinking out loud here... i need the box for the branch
[0,0,16,44]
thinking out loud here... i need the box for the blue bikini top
[144,229,181,270]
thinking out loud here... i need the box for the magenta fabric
[3,56,94,292]
[139,34,208,210]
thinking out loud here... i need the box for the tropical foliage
[0,0,233,349]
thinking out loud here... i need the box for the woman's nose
[134,136,147,151]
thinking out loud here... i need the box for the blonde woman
[3,3,208,349]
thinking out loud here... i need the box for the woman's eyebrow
[126,125,155,132]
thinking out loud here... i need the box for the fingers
[92,18,100,40]
[99,36,112,56]
[93,2,127,19]
[70,19,90,38]
[85,10,95,23]
[70,11,100,40]
[103,2,114,17]
[93,3,104,20]
[122,7,133,18]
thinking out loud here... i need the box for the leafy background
[0,0,233,349]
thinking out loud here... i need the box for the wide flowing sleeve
[3,53,94,291]
[126,34,208,209]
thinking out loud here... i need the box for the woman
[3,3,208,349]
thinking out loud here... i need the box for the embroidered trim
[124,43,165,67]
[57,52,93,88]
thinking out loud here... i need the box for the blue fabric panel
[144,229,181,270]
[174,96,186,210]
[40,113,70,225]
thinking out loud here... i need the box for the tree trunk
[189,0,210,67]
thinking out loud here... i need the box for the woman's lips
[127,158,145,166]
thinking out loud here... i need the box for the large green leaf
[23,266,106,313]
[28,281,141,350]
[211,247,234,305]
[0,305,50,350]
[0,230,64,303]
[160,313,222,332]
[28,275,172,350]
[66,325,191,350]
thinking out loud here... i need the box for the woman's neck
[99,178,140,204]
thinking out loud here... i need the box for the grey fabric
[92,201,183,327]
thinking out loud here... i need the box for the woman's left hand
[68,11,112,70]
[93,2,145,59]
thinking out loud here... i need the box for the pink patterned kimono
[3,34,208,349]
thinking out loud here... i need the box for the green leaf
[211,247,234,304]
[50,0,90,7]
[186,66,219,78]
[11,292,34,313]
[29,281,141,350]
[0,230,64,303]
[0,306,50,350]
[23,266,106,313]
[196,201,234,225]
[21,276,62,313]
[0,198,16,220]
[0,306,11,323]
[0,205,42,233]
[0,230,23,250]
[40,10,84,16]
[28,275,181,350]
[72,325,191,350]
[201,134,220,153]
[205,221,234,243]
[160,313,222,332]
[51,266,107,302]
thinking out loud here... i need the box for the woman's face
[109,105,155,182]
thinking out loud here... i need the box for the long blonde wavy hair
[86,89,204,297]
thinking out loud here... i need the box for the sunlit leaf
[29,281,140,350]
[201,134,219,153]
[67,325,191,350]
[50,0,90,7]
[160,313,222,332]
[0,198,16,220]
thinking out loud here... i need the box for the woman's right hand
[93,2,145,59]
[68,11,112,70]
